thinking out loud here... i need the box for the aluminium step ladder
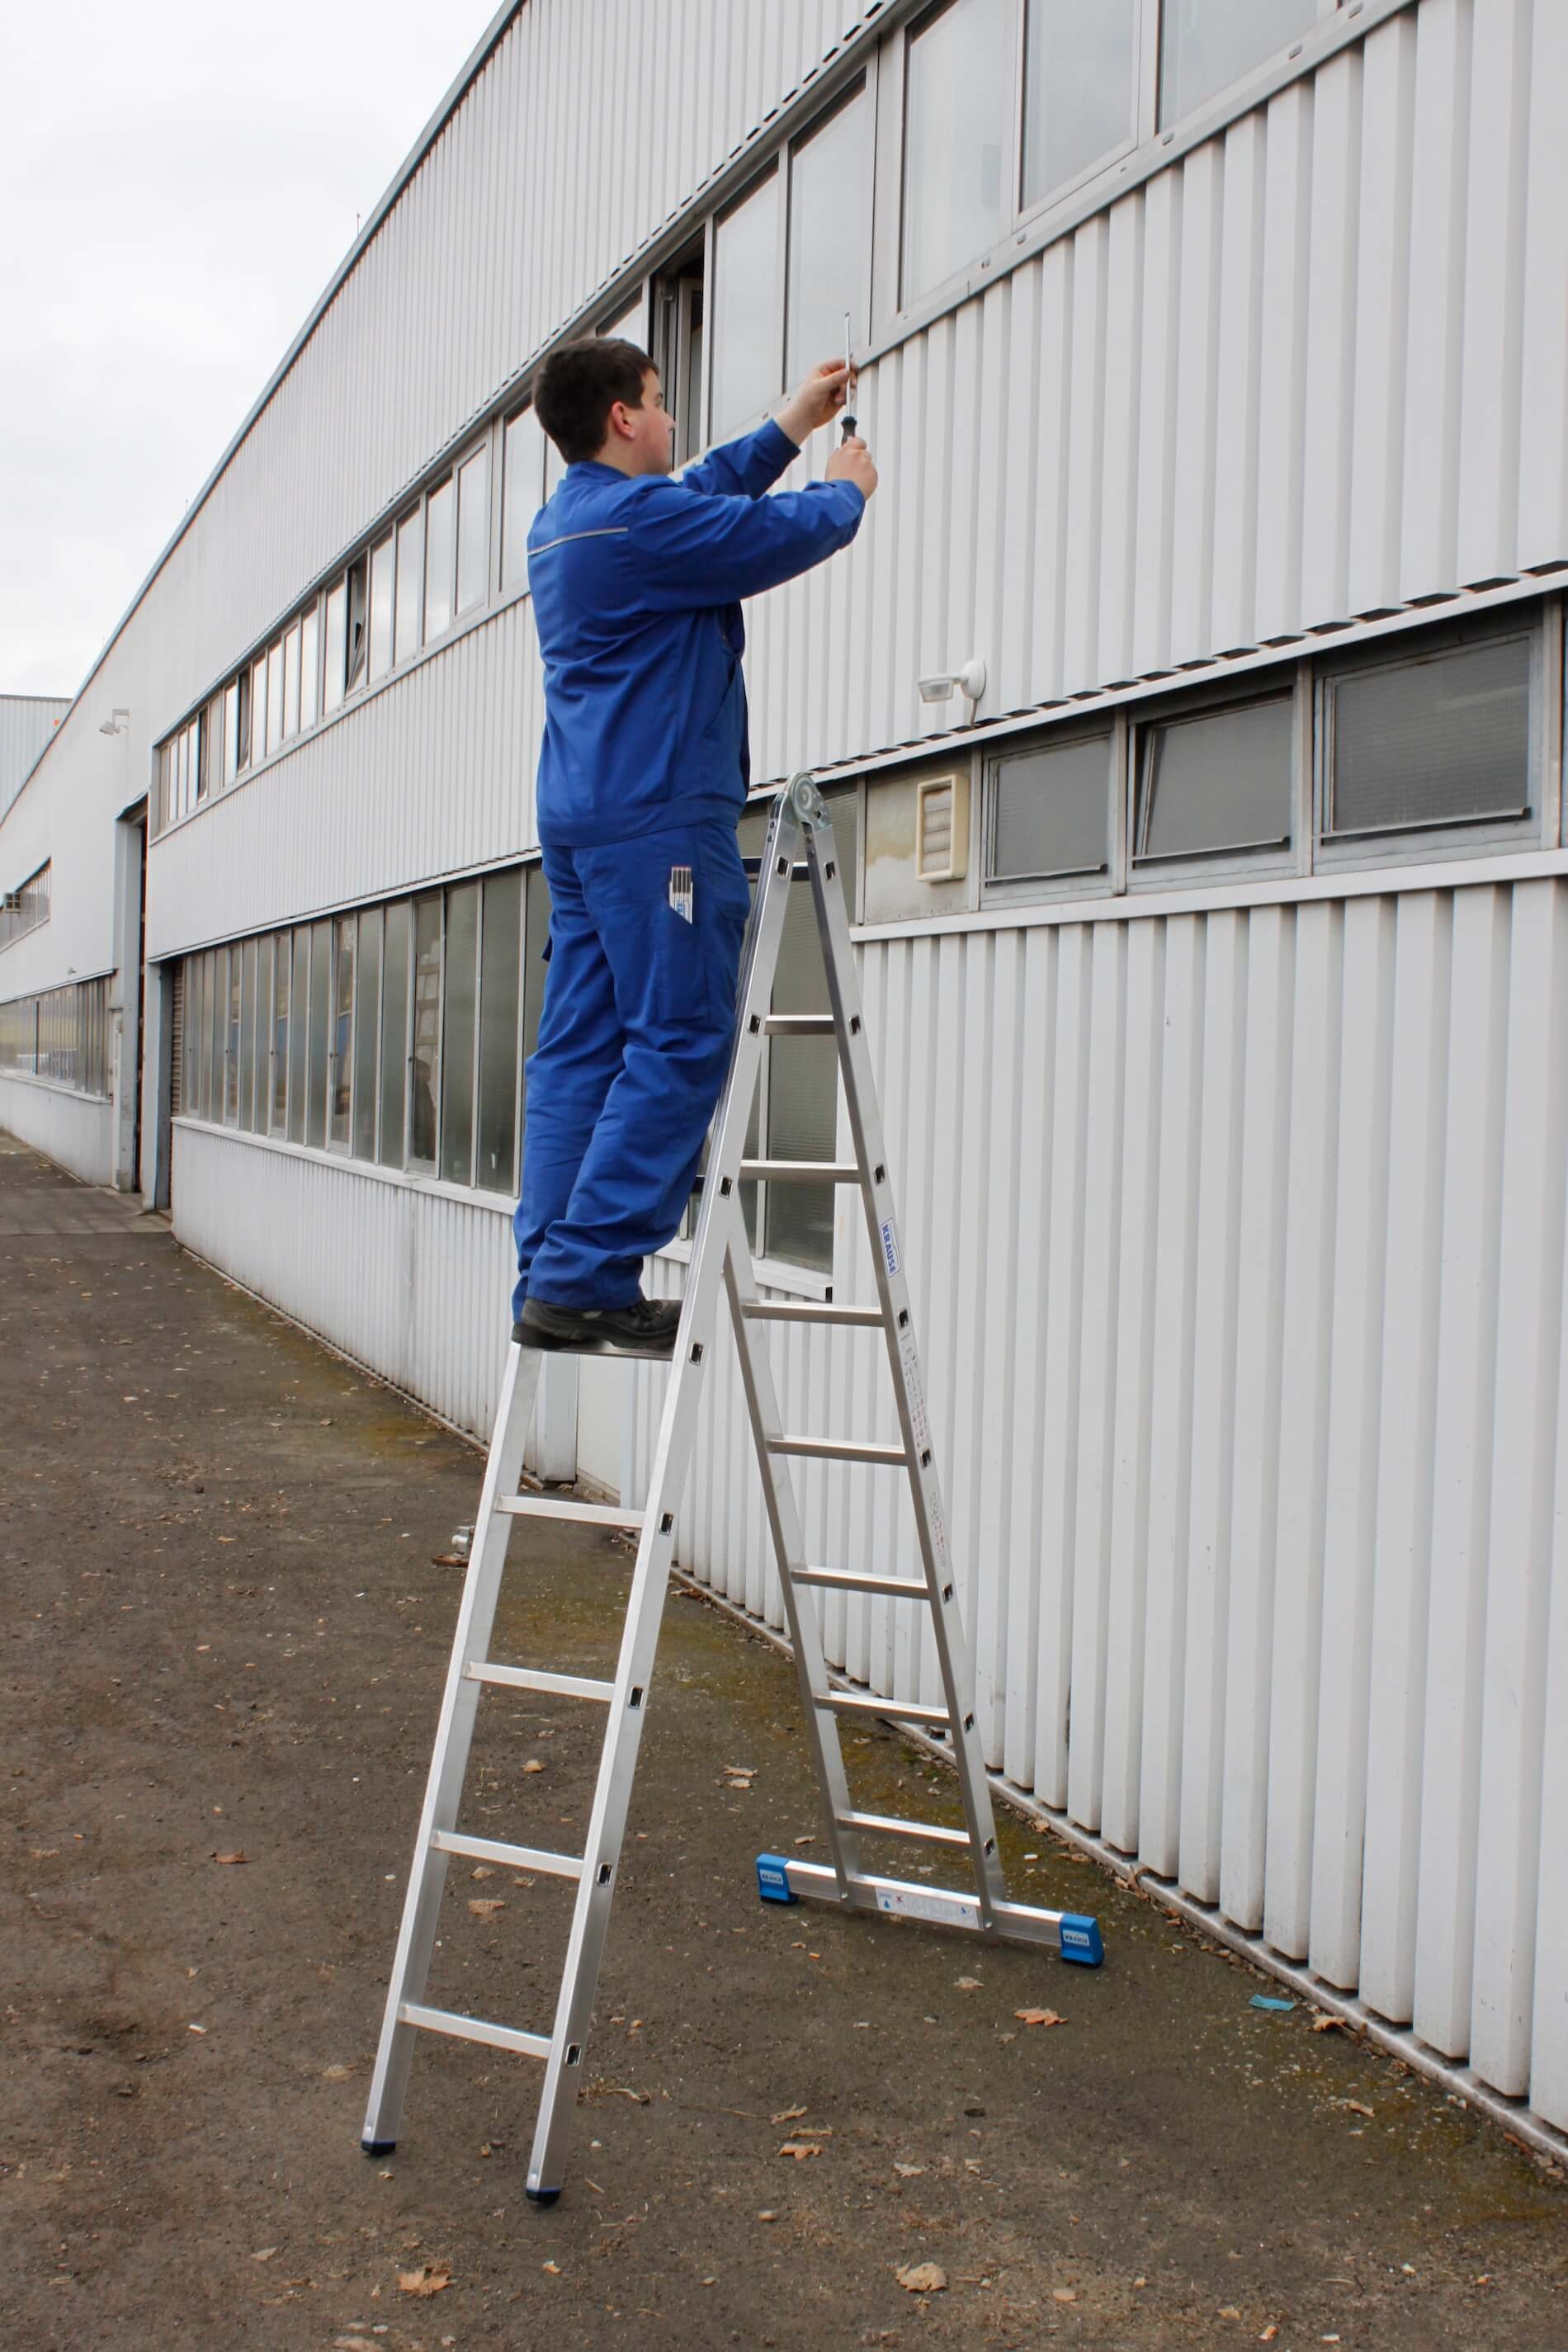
[361,772,1103,2205]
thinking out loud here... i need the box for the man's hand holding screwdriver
[775,360,879,504]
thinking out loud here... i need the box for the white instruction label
[876,1883,975,1929]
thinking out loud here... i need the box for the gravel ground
[2,1133,1565,2352]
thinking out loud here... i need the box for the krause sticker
[881,1219,900,1278]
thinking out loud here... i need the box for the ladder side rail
[361,1344,544,2150]
[723,1215,866,1896]
[525,795,805,2200]
[804,803,1010,1926]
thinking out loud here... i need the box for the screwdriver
[841,310,857,444]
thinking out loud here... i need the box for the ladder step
[498,1494,645,1530]
[763,1013,834,1036]
[818,1689,952,1727]
[465,1662,615,1703]
[769,1434,909,1466]
[399,2001,550,2062]
[791,1566,931,1599]
[836,1809,973,1849]
[432,1830,584,1879]
[741,1300,885,1327]
[739,1159,861,1184]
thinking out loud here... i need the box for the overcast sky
[0,0,504,700]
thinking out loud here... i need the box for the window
[711,169,782,443]
[300,601,319,730]
[786,84,871,387]
[456,446,490,616]
[1160,0,1320,127]
[224,949,240,1123]
[306,921,331,1148]
[250,654,268,762]
[207,950,223,1117]
[0,861,51,952]
[394,508,424,664]
[440,881,480,1184]
[425,475,456,640]
[380,900,411,1168]
[477,870,522,1193]
[902,0,1009,306]
[1023,0,1138,210]
[0,978,108,1096]
[503,409,546,588]
[330,915,356,1148]
[353,907,382,1162]
[266,639,285,755]
[600,293,646,342]
[653,239,707,465]
[235,669,252,772]
[1134,694,1294,867]
[272,936,290,1132]
[1322,631,1533,843]
[283,622,302,739]
[287,930,309,1142]
[367,534,395,683]
[345,558,368,695]
[223,679,239,785]
[409,894,442,1170]
[989,732,1112,886]
[323,580,347,714]
[239,936,257,1129]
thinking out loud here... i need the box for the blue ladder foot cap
[361,2140,396,2157]
[1058,1913,1103,1967]
[526,2185,561,2207]
[756,1852,797,1905]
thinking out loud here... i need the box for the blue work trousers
[512,820,751,1316]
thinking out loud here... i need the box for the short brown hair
[534,338,654,466]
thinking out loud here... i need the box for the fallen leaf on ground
[249,2247,276,2261]
[779,2140,823,2161]
[212,1850,248,1866]
[1338,2099,1374,2118]
[956,1977,983,1990]
[1259,2328,1278,2343]
[323,2064,352,2081]
[792,1835,815,1846]
[1052,2288,1078,2303]
[772,2105,807,2123]
[1311,2012,1344,2034]
[896,2264,947,2294]
[470,1865,494,1880]
[397,2261,451,2297]
[1015,2008,1065,2028]
[522,1759,545,1775]
[541,2259,561,2274]
[1219,2306,1242,2319]
[432,1553,465,1566]
[893,2161,926,2179]
[468,1899,506,1918]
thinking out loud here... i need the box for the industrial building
[5,0,1568,2147]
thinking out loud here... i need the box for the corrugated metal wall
[0,697,70,822]
[0,1079,114,1186]
[628,869,1568,2132]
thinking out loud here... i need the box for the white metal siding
[0,1079,115,1188]
[628,871,1568,2132]
[0,698,70,821]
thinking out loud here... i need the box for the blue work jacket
[527,418,865,848]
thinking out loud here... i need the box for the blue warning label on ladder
[881,1220,900,1278]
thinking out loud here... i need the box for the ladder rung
[498,1494,645,1530]
[432,1830,584,1879]
[791,1566,931,1599]
[741,1300,885,1327]
[763,1013,834,1036]
[741,857,810,878]
[399,2001,550,2061]
[769,1434,909,1466]
[818,1689,952,1727]
[739,1159,861,1184]
[836,1809,973,1849]
[465,1662,615,1702]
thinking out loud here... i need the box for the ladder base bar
[836,1808,973,1848]
[399,2001,550,2061]
[741,1300,885,1327]
[498,1494,645,1529]
[791,1565,931,1599]
[465,1661,615,1703]
[432,1830,584,1879]
[763,1013,834,1036]
[819,1688,952,1727]
[769,1435,909,1466]
[771,1858,1084,1953]
[739,1159,862,1184]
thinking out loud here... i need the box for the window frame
[1126,673,1304,891]
[707,160,786,446]
[982,721,1121,909]
[783,73,876,394]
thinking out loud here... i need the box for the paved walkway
[2,1135,1564,2351]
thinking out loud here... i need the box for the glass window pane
[1329,635,1532,838]
[410,895,442,1170]
[239,936,257,1129]
[786,90,869,389]
[711,170,782,442]
[991,734,1112,881]
[1137,695,1294,863]
[522,866,552,1086]
[456,447,490,615]
[1160,0,1319,126]
[380,900,411,1169]
[272,931,290,1131]
[1023,0,1137,209]
[206,950,222,1113]
[323,581,347,713]
[266,640,285,754]
[368,536,395,682]
[345,559,368,693]
[903,0,1008,305]
[503,409,545,588]
[600,294,645,341]
[250,656,267,760]
[223,680,239,784]
[236,670,252,772]
[307,920,331,1149]
[330,915,355,1147]
[283,623,301,738]
[300,602,319,728]
[440,881,479,1185]
[288,932,309,1142]
[394,509,424,664]
[425,477,455,638]
[224,949,240,1122]
[476,870,522,1193]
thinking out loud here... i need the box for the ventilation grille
[916,774,970,882]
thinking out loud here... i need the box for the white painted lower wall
[0,1077,115,1187]
[626,870,1568,2142]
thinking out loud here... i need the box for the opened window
[1134,694,1293,869]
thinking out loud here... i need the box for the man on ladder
[513,335,876,1358]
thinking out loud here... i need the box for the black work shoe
[514,1294,682,1358]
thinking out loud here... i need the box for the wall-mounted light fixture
[916,659,986,718]
[98,708,130,737]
